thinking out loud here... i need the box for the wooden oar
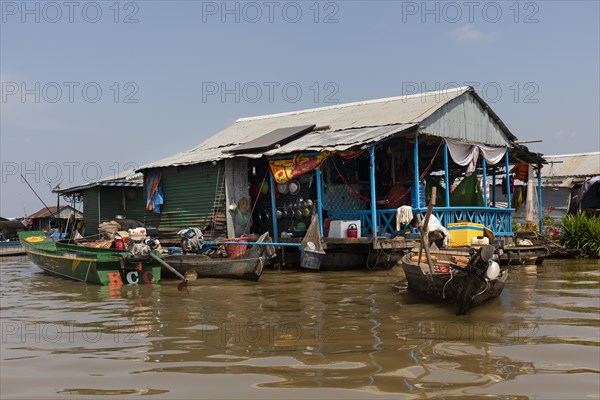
[418,187,437,276]
[149,253,197,292]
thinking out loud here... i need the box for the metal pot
[276,209,283,220]
[294,209,303,219]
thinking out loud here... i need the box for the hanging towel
[396,206,414,231]
[146,170,164,214]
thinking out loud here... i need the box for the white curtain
[445,139,507,175]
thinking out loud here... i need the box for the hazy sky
[1,0,599,218]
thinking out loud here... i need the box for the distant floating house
[138,86,544,245]
[542,152,600,217]
[28,205,83,232]
[59,170,145,235]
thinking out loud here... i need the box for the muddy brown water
[1,256,599,399]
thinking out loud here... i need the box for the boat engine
[177,227,204,253]
[127,227,154,259]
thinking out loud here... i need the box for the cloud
[554,130,577,140]
[451,25,486,41]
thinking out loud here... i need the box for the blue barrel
[410,181,426,208]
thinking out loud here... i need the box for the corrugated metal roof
[139,86,518,170]
[60,170,143,194]
[542,152,600,177]
[264,124,416,156]
[542,152,600,187]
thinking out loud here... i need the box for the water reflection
[1,257,598,399]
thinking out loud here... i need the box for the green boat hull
[18,231,161,285]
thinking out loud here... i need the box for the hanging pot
[294,209,303,219]
[302,207,311,217]
[277,182,289,194]
[288,180,301,195]
[276,209,283,220]
[263,210,271,222]
[283,208,292,218]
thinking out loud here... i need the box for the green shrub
[561,213,600,257]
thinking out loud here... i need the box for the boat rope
[84,261,92,283]
[442,268,455,299]
[472,280,490,298]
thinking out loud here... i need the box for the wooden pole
[418,187,437,276]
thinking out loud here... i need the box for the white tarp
[446,138,507,175]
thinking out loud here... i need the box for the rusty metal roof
[28,205,83,219]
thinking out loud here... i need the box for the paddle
[149,253,197,293]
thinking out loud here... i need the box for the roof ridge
[545,152,600,158]
[236,86,472,122]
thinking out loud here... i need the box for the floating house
[138,86,544,265]
[541,152,600,218]
[27,205,83,232]
[59,170,145,235]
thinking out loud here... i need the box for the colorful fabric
[146,170,164,214]
[269,152,331,184]
[450,173,484,207]
[511,164,529,182]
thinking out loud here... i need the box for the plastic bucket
[224,238,248,258]
[300,249,325,270]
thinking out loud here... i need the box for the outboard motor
[457,244,499,315]
[177,228,204,253]
[127,227,153,259]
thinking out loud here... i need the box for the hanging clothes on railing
[445,139,507,175]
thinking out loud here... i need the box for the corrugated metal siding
[82,187,146,235]
[421,93,510,147]
[83,188,100,235]
[144,163,227,241]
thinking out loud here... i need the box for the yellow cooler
[447,222,485,247]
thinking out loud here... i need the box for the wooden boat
[0,240,25,256]
[401,246,508,315]
[18,231,161,285]
[162,233,274,281]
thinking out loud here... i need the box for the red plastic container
[224,238,248,258]
[346,224,358,238]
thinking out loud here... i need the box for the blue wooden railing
[328,207,514,237]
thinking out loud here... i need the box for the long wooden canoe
[401,250,508,314]
[163,233,274,281]
[18,231,161,285]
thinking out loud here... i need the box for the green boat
[18,231,161,285]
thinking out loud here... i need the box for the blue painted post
[414,135,420,209]
[492,167,496,207]
[369,145,378,238]
[269,172,278,240]
[505,151,511,208]
[537,163,543,234]
[315,167,324,237]
[482,158,487,208]
[443,141,450,207]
